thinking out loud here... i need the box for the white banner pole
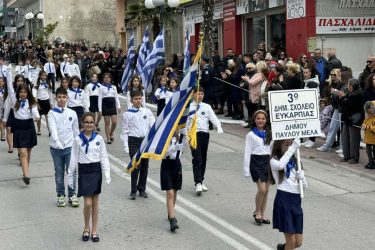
[296,148,304,198]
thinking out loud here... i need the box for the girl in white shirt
[32,71,53,135]
[165,78,179,104]
[243,110,272,225]
[98,73,121,144]
[126,75,146,109]
[67,76,88,128]
[6,83,40,185]
[154,76,168,116]
[85,74,102,131]
[68,112,111,243]
[15,60,24,75]
[270,139,307,250]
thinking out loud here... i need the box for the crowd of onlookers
[1,37,375,169]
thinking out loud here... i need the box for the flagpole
[296,148,304,198]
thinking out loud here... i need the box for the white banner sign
[236,0,249,15]
[268,89,321,140]
[316,17,375,34]
[287,0,306,20]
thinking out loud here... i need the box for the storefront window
[246,16,265,53]
[268,13,286,56]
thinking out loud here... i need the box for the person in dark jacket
[359,55,375,90]
[340,79,364,164]
[200,55,215,106]
[212,60,227,115]
[362,73,375,103]
[325,51,342,80]
[240,62,256,128]
[281,63,304,90]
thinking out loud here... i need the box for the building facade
[7,0,118,47]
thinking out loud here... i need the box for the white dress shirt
[22,64,31,79]
[15,65,25,75]
[98,84,121,112]
[67,133,111,185]
[67,88,89,111]
[28,67,41,85]
[48,107,79,149]
[67,63,81,79]
[2,97,11,122]
[165,90,175,104]
[187,101,221,133]
[85,82,102,97]
[243,131,271,177]
[0,65,12,86]
[32,82,53,102]
[154,87,167,100]
[44,62,56,76]
[60,61,69,76]
[120,107,155,149]
[13,99,40,120]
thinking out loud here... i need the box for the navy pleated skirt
[89,96,99,113]
[160,158,182,191]
[250,154,271,183]
[273,189,303,234]
[77,162,102,197]
[69,106,84,124]
[102,97,117,116]
[13,118,37,148]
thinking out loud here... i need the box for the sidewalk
[220,121,375,181]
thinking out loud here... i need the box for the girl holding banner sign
[270,138,308,250]
[243,110,272,225]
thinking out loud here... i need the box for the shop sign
[223,1,236,22]
[269,0,286,8]
[316,17,375,34]
[251,0,266,11]
[268,89,321,140]
[194,5,204,23]
[338,0,375,8]
[184,6,195,35]
[214,0,224,20]
[287,0,306,19]
[236,0,250,15]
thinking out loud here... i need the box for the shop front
[315,0,375,77]
[241,0,286,56]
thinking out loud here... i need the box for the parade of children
[2,43,375,250]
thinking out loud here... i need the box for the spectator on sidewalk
[362,100,375,169]
[359,55,375,90]
[362,73,375,103]
[339,79,364,164]
[325,51,342,80]
[314,49,327,90]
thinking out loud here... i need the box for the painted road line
[108,153,273,250]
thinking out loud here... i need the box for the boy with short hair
[48,87,80,207]
[188,86,223,195]
[120,90,155,200]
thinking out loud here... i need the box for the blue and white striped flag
[135,27,151,75]
[120,33,136,92]
[140,29,165,93]
[127,62,198,173]
[183,30,190,75]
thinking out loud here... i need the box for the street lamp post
[25,12,44,41]
[145,0,180,27]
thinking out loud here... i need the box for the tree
[202,0,214,57]
[34,22,59,47]
[126,0,178,39]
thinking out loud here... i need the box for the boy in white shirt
[120,90,155,200]
[48,87,80,207]
[44,57,56,93]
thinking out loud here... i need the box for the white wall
[316,34,375,79]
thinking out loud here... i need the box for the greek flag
[127,62,199,173]
[183,30,190,75]
[140,29,165,93]
[135,27,151,75]
[120,33,136,92]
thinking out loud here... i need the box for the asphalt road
[1,87,375,250]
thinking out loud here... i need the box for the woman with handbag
[339,79,364,164]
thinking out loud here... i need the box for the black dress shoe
[91,233,100,242]
[81,230,90,241]
[23,176,30,185]
[169,217,179,232]
[277,243,286,250]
